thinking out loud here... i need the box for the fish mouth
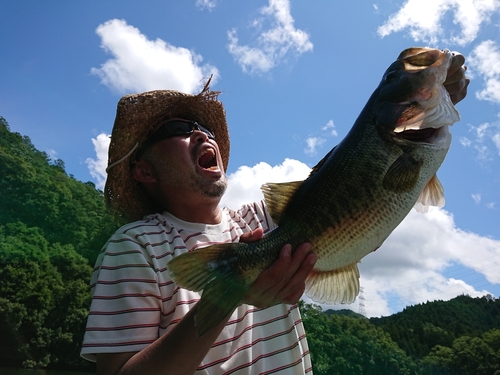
[396,127,440,143]
[198,147,219,171]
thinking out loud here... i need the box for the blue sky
[1,0,499,317]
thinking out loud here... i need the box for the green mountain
[0,117,120,371]
[1,116,499,374]
[371,294,500,359]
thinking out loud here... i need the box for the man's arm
[96,240,316,375]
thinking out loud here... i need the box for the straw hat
[104,81,230,222]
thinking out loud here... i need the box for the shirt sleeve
[80,231,164,362]
[236,200,277,233]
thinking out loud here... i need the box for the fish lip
[398,48,453,74]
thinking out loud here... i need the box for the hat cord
[105,142,139,173]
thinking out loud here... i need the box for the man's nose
[192,129,210,143]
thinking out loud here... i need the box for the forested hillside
[1,116,499,374]
[0,117,120,371]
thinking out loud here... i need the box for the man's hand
[239,229,317,308]
[444,52,470,105]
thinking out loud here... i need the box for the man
[81,54,469,375]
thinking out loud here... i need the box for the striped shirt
[81,202,312,374]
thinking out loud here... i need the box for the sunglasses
[137,119,215,157]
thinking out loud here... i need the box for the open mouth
[198,148,218,170]
[397,128,439,143]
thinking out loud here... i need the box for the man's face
[142,123,228,200]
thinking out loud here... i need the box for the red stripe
[82,339,155,348]
[199,326,297,370]
[89,307,160,315]
[222,340,302,375]
[86,322,159,331]
[93,293,161,300]
[103,249,143,257]
[214,308,295,348]
[95,278,157,285]
[133,226,175,239]
[100,263,151,270]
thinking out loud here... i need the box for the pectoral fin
[261,181,303,225]
[414,174,445,213]
[383,153,423,193]
[305,263,360,304]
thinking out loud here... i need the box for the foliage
[1,116,500,373]
[421,330,500,375]
[0,222,94,369]
[0,116,120,266]
[0,117,120,370]
[301,302,416,375]
[371,294,500,358]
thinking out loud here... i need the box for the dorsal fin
[414,174,445,213]
[261,181,303,225]
[308,146,337,178]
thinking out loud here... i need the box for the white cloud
[219,159,500,317]
[466,121,500,161]
[227,0,313,74]
[377,0,500,46]
[304,137,325,156]
[46,148,58,161]
[358,207,500,316]
[468,40,500,104]
[196,0,217,11]
[322,119,338,137]
[85,133,110,190]
[301,120,338,156]
[493,132,500,154]
[91,19,219,94]
[459,136,472,147]
[220,158,311,209]
[472,193,482,204]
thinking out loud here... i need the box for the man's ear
[132,159,157,183]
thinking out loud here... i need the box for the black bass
[167,47,461,336]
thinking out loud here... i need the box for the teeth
[203,148,215,157]
[198,148,217,169]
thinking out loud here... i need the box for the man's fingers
[444,53,465,86]
[258,243,315,306]
[274,250,316,303]
[449,77,470,104]
[241,247,290,308]
[277,252,317,304]
[239,228,264,243]
[242,243,316,308]
[444,53,469,105]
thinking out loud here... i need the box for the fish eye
[384,71,398,83]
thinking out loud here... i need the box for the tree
[422,330,500,375]
[300,302,417,375]
[0,222,94,370]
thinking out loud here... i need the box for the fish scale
[167,47,461,337]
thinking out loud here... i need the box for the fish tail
[167,243,249,336]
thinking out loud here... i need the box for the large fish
[167,47,461,336]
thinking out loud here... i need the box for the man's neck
[162,192,223,225]
[166,204,223,225]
